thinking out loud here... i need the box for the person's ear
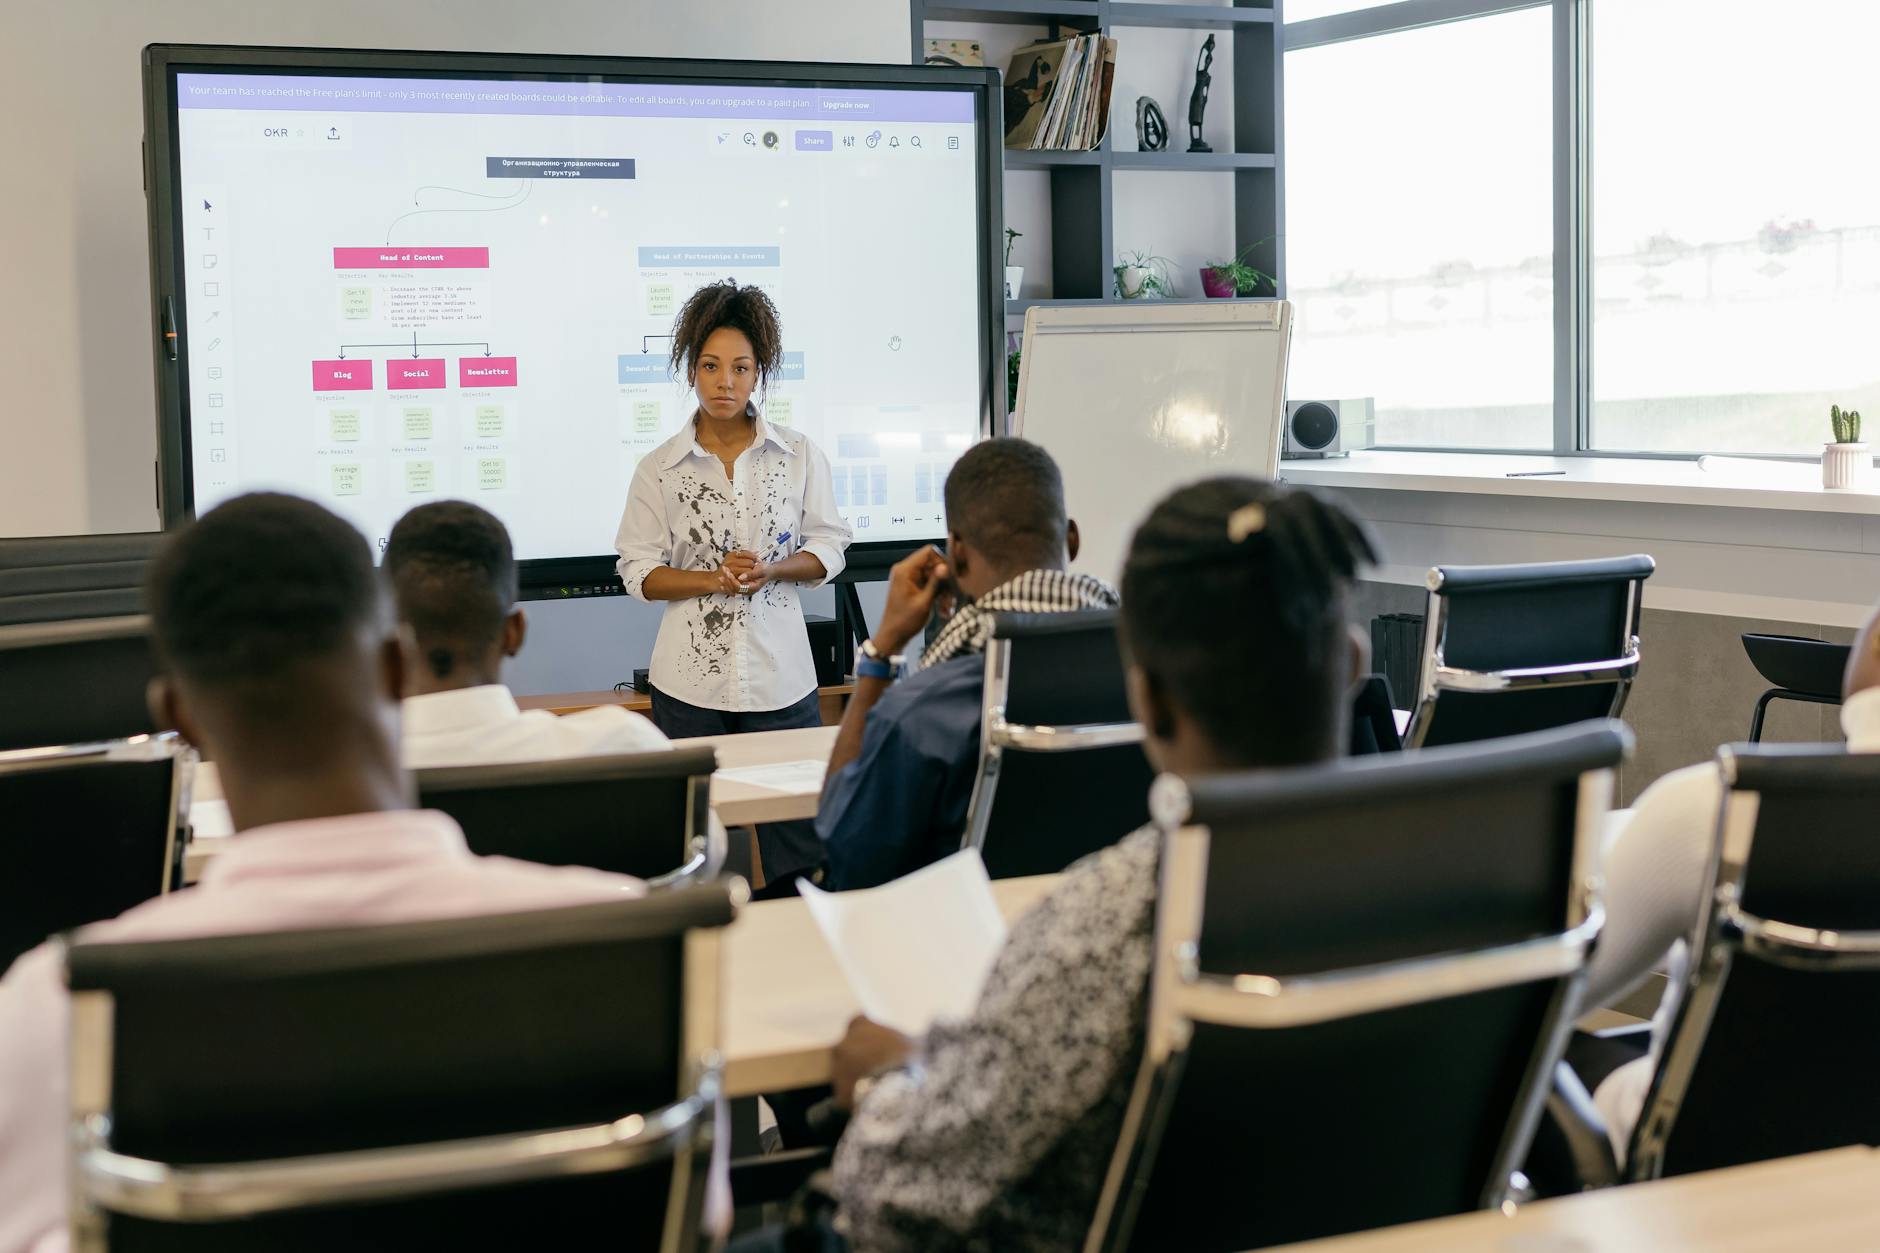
[947,530,971,582]
[1346,623,1372,687]
[147,676,200,748]
[503,607,528,659]
[382,625,416,705]
[1066,518,1081,564]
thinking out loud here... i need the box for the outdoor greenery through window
[1282,0,1880,458]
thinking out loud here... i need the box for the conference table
[181,723,840,881]
[1271,1146,1880,1252]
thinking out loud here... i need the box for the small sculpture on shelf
[1134,96,1168,152]
[1187,34,1215,154]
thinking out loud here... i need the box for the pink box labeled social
[459,356,518,388]
[332,246,491,269]
[312,360,372,391]
[386,359,448,390]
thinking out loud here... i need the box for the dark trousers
[648,686,827,892]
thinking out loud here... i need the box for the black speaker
[1282,397,1374,459]
[804,615,845,687]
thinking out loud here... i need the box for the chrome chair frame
[1086,750,1616,1252]
[960,632,1146,858]
[1403,557,1653,749]
[66,897,733,1253]
[0,732,192,895]
[415,745,721,889]
[1626,747,1880,1181]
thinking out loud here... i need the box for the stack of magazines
[1002,33,1117,151]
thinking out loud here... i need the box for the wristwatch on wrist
[855,638,901,682]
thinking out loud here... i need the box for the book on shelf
[1003,33,1116,151]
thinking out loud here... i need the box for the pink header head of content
[333,247,491,269]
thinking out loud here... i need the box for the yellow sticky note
[331,464,363,496]
[477,457,508,490]
[767,396,794,426]
[404,460,435,493]
[402,407,433,440]
[633,400,661,433]
[329,409,361,441]
[475,404,505,438]
[645,283,675,316]
[339,287,372,319]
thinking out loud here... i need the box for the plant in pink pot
[1200,238,1276,299]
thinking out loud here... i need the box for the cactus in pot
[1824,403,1873,489]
[1832,403,1862,445]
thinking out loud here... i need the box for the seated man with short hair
[816,438,1117,890]
[1582,603,1880,1162]
[0,493,653,1253]
[385,500,668,769]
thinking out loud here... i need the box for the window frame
[1284,0,1805,462]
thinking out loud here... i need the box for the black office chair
[1087,722,1628,1252]
[1,736,187,974]
[416,745,719,886]
[1348,674,1403,755]
[0,531,156,627]
[1740,633,1852,742]
[1623,745,1880,1180]
[64,884,738,1251]
[1404,555,1655,749]
[961,610,1155,879]
[0,617,162,753]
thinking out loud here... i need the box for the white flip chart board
[1012,301,1292,586]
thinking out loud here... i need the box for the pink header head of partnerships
[313,359,372,391]
[459,357,518,388]
[332,246,491,269]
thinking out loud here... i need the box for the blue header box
[638,246,781,267]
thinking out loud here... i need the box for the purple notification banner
[176,73,975,123]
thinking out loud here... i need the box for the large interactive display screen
[143,47,1003,588]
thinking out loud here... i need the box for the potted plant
[1200,238,1276,299]
[1113,250,1176,300]
[1004,227,1024,301]
[1823,404,1873,489]
[1007,337,1023,413]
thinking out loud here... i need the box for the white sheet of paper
[715,760,827,793]
[798,850,1008,1036]
[189,798,234,840]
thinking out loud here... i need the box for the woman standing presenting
[615,280,852,895]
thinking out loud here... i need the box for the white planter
[1822,441,1874,489]
[1117,264,1149,299]
[1004,266,1024,300]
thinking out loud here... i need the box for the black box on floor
[805,615,845,687]
[1369,613,1425,716]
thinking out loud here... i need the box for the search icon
[910,135,922,148]
[742,132,755,146]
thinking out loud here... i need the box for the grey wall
[1351,580,1854,804]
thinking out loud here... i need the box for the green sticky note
[331,464,363,496]
[329,409,361,442]
[767,396,794,426]
[339,287,372,320]
[404,460,435,493]
[632,400,661,433]
[402,407,433,440]
[477,457,508,490]
[475,404,505,438]
[645,283,675,316]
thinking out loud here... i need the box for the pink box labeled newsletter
[386,359,448,390]
[312,360,372,391]
[459,357,518,388]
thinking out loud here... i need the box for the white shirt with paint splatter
[615,412,852,712]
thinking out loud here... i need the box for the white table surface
[1271,1146,1880,1252]
[182,725,839,881]
[721,873,1061,1097]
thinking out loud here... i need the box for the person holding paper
[614,280,851,895]
[744,479,1380,1253]
[817,438,1117,890]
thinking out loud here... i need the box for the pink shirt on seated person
[0,809,674,1253]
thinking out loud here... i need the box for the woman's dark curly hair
[669,280,785,394]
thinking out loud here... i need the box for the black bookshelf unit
[911,0,1284,316]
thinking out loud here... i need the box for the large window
[1283,0,1880,458]
[1286,8,1553,448]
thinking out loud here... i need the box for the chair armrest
[1546,1060,1619,1190]
[729,1146,834,1208]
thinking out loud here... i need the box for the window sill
[1278,450,1880,516]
